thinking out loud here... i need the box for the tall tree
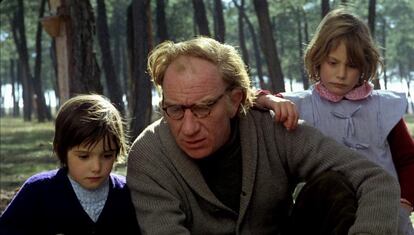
[191,0,211,36]
[110,2,128,108]
[10,0,33,121]
[156,0,169,43]
[128,0,153,139]
[368,0,376,38]
[253,0,285,92]
[321,0,330,18]
[68,0,103,95]
[296,7,308,90]
[368,0,380,89]
[33,0,51,122]
[213,0,225,42]
[49,39,60,107]
[235,0,249,66]
[96,0,125,114]
[10,59,20,117]
[0,69,3,117]
[233,0,265,89]
[380,16,388,90]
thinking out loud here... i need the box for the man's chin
[183,148,211,160]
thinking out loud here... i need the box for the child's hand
[401,198,413,213]
[255,94,299,131]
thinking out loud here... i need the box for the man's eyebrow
[163,97,215,106]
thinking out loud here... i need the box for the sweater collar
[315,81,373,102]
[197,117,240,164]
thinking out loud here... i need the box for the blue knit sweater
[0,167,140,235]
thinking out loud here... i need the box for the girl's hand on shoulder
[255,93,299,131]
[401,198,413,213]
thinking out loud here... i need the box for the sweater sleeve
[388,118,414,206]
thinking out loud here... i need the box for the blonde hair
[304,7,383,84]
[147,36,254,114]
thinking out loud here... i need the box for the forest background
[0,0,413,220]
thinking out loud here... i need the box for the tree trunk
[380,17,388,90]
[11,0,33,121]
[16,60,23,116]
[33,0,51,122]
[235,0,249,67]
[296,7,308,90]
[368,0,380,89]
[129,0,153,139]
[67,0,103,95]
[50,39,60,107]
[233,0,265,89]
[213,0,225,42]
[321,0,330,18]
[10,59,20,117]
[96,0,125,115]
[253,0,285,92]
[191,0,210,36]
[156,0,169,43]
[0,72,3,117]
[121,45,129,114]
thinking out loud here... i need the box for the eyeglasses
[162,91,228,120]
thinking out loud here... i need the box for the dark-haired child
[0,94,140,235]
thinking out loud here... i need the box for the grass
[0,117,57,188]
[405,114,414,138]
[1,115,414,223]
[0,117,58,212]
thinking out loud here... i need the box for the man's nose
[181,109,200,136]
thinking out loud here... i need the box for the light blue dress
[283,88,412,234]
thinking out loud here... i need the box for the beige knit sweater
[127,109,399,235]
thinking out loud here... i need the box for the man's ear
[229,88,243,117]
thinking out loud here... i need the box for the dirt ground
[0,188,19,214]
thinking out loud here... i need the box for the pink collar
[315,82,373,102]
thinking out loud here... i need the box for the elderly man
[127,37,400,234]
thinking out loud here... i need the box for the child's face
[319,41,361,96]
[67,138,116,190]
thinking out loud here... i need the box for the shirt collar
[315,81,373,102]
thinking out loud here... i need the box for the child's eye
[103,154,115,159]
[328,61,337,65]
[78,155,89,160]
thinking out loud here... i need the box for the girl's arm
[388,118,414,211]
[255,90,299,131]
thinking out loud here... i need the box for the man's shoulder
[131,118,166,147]
[128,117,172,163]
[138,118,165,137]
[244,109,293,133]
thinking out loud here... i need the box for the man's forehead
[168,56,189,72]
